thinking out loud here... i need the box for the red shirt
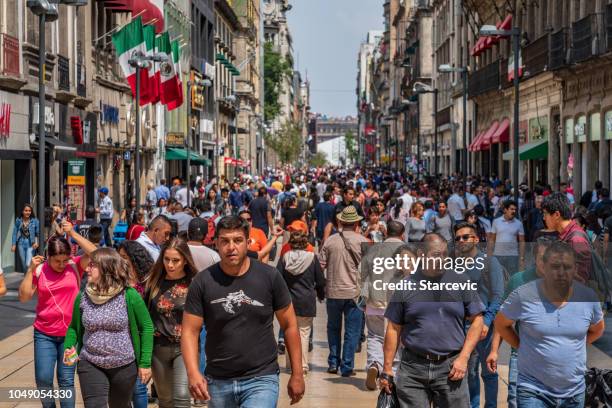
[127,224,146,241]
[559,220,591,282]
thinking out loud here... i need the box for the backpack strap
[339,231,360,270]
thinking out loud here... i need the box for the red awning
[100,0,132,11]
[471,37,485,56]
[492,118,510,144]
[499,14,513,30]
[479,121,500,151]
[132,0,164,33]
[469,131,484,151]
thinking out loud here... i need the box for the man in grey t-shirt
[489,200,525,275]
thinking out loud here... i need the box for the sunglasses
[455,234,475,242]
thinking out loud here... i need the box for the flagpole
[186,74,191,208]
[93,11,145,43]
[135,64,141,213]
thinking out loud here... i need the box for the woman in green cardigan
[63,247,154,408]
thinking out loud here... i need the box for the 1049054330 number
[3,388,73,401]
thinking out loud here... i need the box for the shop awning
[166,148,211,166]
[33,137,78,152]
[479,121,500,151]
[469,131,484,151]
[503,139,548,161]
[492,118,510,144]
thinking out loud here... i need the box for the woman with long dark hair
[63,247,153,408]
[11,204,40,271]
[145,238,198,408]
[18,225,95,408]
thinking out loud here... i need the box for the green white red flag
[111,17,151,105]
[166,40,184,111]
[156,32,181,108]
[143,24,160,105]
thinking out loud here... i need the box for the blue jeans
[33,329,76,408]
[132,377,148,408]
[100,218,112,247]
[497,255,519,276]
[508,349,519,408]
[199,326,207,374]
[516,386,585,408]
[206,374,279,408]
[468,326,498,408]
[326,298,364,375]
[17,239,34,272]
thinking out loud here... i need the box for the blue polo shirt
[385,270,485,356]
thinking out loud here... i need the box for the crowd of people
[8,166,611,408]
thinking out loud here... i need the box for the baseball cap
[99,187,109,194]
[287,220,308,233]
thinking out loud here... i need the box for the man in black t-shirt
[248,186,273,236]
[181,215,305,407]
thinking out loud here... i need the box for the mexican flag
[143,24,160,105]
[156,32,181,108]
[112,17,151,105]
[166,40,184,111]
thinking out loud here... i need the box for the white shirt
[175,187,195,208]
[466,193,479,210]
[447,193,466,221]
[188,244,221,272]
[492,216,524,256]
[400,193,414,213]
[99,196,114,219]
[136,232,160,261]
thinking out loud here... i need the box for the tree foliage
[263,42,293,122]
[309,151,328,168]
[264,120,303,165]
[344,130,358,163]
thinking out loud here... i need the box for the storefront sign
[605,112,612,140]
[32,102,55,134]
[590,113,601,141]
[67,159,86,185]
[166,132,185,146]
[0,102,11,138]
[191,71,205,111]
[565,118,574,144]
[529,116,548,141]
[101,104,120,125]
[201,119,214,134]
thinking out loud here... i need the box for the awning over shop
[469,131,484,151]
[492,118,510,144]
[166,148,211,166]
[33,137,78,152]
[503,139,548,161]
[479,121,500,151]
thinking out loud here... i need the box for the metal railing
[606,4,612,52]
[572,14,597,63]
[468,60,500,97]
[523,33,549,77]
[1,33,20,76]
[58,55,70,91]
[550,28,568,70]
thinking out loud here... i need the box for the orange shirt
[248,227,268,252]
[280,242,315,257]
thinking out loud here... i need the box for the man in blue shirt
[155,179,171,201]
[311,191,335,245]
[496,242,605,408]
[380,233,485,407]
[454,222,504,408]
[229,182,244,215]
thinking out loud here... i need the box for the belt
[403,348,460,362]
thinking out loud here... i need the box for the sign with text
[67,159,85,185]
[166,132,185,146]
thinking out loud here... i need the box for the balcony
[606,4,612,52]
[550,28,569,70]
[468,60,500,98]
[523,33,549,78]
[0,33,25,90]
[572,14,598,63]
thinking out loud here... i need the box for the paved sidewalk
[0,305,609,407]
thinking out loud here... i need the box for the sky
[286,0,383,118]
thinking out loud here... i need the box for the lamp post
[480,24,521,202]
[413,82,438,176]
[129,53,168,212]
[438,64,469,177]
[27,0,75,250]
[401,98,420,180]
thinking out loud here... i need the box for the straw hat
[336,205,363,224]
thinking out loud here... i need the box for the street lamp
[28,0,84,251]
[480,24,521,202]
[401,99,420,180]
[413,81,439,176]
[128,52,168,212]
[438,64,469,177]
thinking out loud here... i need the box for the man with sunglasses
[454,222,504,408]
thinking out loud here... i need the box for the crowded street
[1,0,612,407]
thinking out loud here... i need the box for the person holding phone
[63,246,154,408]
[18,228,94,408]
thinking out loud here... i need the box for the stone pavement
[2,302,610,408]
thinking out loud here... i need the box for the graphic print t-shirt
[148,277,190,345]
[184,259,292,379]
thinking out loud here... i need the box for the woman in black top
[280,196,305,229]
[145,238,197,408]
[277,229,325,375]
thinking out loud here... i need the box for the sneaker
[365,365,379,391]
[327,367,338,374]
[278,342,285,355]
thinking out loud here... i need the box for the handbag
[376,387,400,408]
